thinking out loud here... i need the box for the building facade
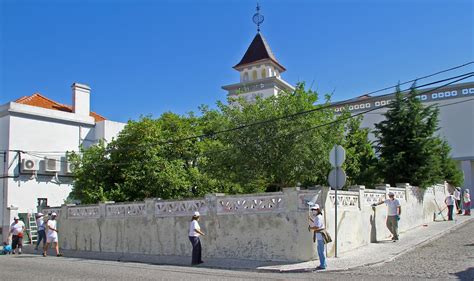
[0,83,125,241]
[333,82,474,194]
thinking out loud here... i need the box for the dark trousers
[36,230,46,248]
[447,205,454,220]
[456,200,462,214]
[188,236,202,265]
[11,235,23,250]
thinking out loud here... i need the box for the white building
[0,83,125,241]
[334,82,474,194]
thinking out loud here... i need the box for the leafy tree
[342,116,380,188]
[207,83,346,192]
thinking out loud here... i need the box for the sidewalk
[22,215,472,272]
[258,214,473,272]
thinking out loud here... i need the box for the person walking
[35,213,46,251]
[188,211,204,265]
[445,192,456,221]
[463,189,471,216]
[372,191,401,241]
[9,216,25,254]
[454,187,462,214]
[43,212,62,257]
[308,204,327,270]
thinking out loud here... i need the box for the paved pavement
[259,214,473,272]
[2,214,471,280]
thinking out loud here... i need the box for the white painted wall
[0,97,126,242]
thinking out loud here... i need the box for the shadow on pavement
[453,267,473,281]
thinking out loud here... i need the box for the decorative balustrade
[364,190,386,205]
[68,206,100,219]
[388,188,406,200]
[106,203,146,218]
[217,194,286,214]
[329,191,359,207]
[155,199,207,217]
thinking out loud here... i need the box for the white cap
[51,212,57,216]
[13,216,19,220]
[388,192,395,196]
[311,204,320,210]
[193,211,200,217]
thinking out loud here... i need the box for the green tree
[342,116,380,188]
[207,83,346,192]
[436,139,464,187]
[373,85,460,188]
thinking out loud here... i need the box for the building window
[243,72,249,81]
[261,69,266,79]
[252,70,258,80]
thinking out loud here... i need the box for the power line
[16,72,473,166]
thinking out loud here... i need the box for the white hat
[193,211,200,217]
[388,192,395,196]
[311,204,320,210]
[51,212,57,216]
[13,216,19,220]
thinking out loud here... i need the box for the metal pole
[334,150,338,258]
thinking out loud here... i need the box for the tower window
[252,70,258,80]
[243,72,249,81]
[261,69,266,79]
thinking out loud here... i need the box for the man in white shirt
[35,213,46,250]
[9,216,25,254]
[43,212,62,257]
[445,192,455,221]
[373,191,401,241]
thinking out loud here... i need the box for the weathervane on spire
[252,3,264,32]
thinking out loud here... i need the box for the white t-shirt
[445,195,455,206]
[47,220,58,238]
[37,218,45,231]
[384,199,401,216]
[189,220,201,237]
[10,221,25,235]
[453,190,461,200]
[313,214,325,241]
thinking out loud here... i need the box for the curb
[257,217,473,273]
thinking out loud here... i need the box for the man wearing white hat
[188,211,205,265]
[43,212,62,257]
[307,204,327,270]
[373,191,401,241]
[35,213,46,250]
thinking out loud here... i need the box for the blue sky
[1,0,472,123]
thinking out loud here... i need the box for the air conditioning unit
[21,158,39,172]
[65,161,76,174]
[44,157,60,172]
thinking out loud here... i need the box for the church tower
[222,4,294,102]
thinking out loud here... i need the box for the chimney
[71,83,91,116]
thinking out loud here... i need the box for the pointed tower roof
[233,32,286,72]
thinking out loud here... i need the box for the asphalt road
[1,220,472,281]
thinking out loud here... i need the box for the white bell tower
[222,4,294,102]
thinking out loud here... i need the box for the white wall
[49,184,447,262]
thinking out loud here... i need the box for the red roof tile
[15,93,106,122]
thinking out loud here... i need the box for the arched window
[243,72,249,81]
[261,68,266,79]
[252,70,258,80]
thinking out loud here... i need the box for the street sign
[328,167,346,190]
[329,145,346,168]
